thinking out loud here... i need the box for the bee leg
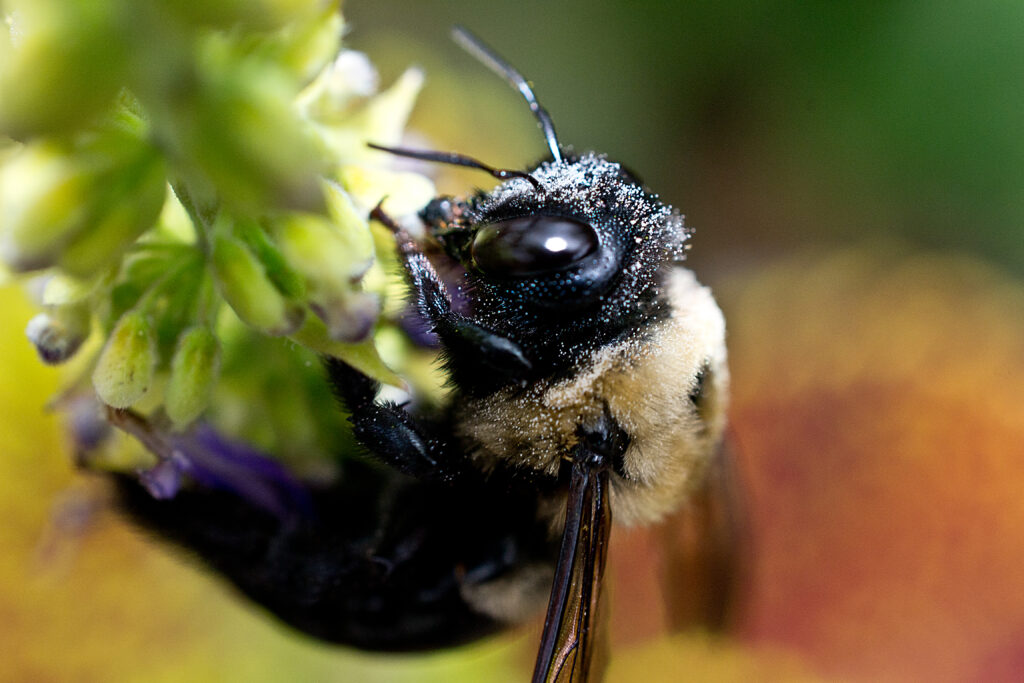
[325,357,466,481]
[370,205,532,379]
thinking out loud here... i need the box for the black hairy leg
[324,356,466,481]
[324,357,559,492]
[113,457,558,651]
[370,205,532,388]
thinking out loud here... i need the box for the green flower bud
[232,216,305,299]
[57,153,168,278]
[211,231,305,335]
[165,326,221,430]
[41,273,94,307]
[0,118,161,273]
[0,1,127,136]
[323,180,376,265]
[260,7,343,84]
[158,37,326,214]
[152,0,329,33]
[277,211,372,285]
[0,142,94,271]
[25,304,90,364]
[274,212,377,340]
[92,311,156,408]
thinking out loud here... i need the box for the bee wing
[663,435,749,632]
[532,460,612,683]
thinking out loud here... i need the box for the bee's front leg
[324,357,465,482]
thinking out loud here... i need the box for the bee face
[435,155,691,315]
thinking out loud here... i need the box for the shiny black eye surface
[470,215,599,278]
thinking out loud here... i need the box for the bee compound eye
[470,215,599,278]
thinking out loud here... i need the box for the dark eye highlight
[470,215,598,278]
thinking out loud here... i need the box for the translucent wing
[532,460,612,683]
[663,436,749,632]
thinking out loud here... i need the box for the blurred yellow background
[3,1,1024,681]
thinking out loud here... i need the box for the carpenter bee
[105,27,733,682]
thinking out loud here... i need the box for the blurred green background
[3,1,1024,681]
[346,0,1024,278]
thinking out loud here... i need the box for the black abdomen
[114,460,555,651]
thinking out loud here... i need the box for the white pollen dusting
[472,153,691,279]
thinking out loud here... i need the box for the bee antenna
[367,143,545,192]
[451,26,564,163]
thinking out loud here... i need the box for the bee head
[370,27,694,365]
[435,154,690,313]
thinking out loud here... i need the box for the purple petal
[138,459,184,500]
[164,425,313,519]
[107,408,315,519]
